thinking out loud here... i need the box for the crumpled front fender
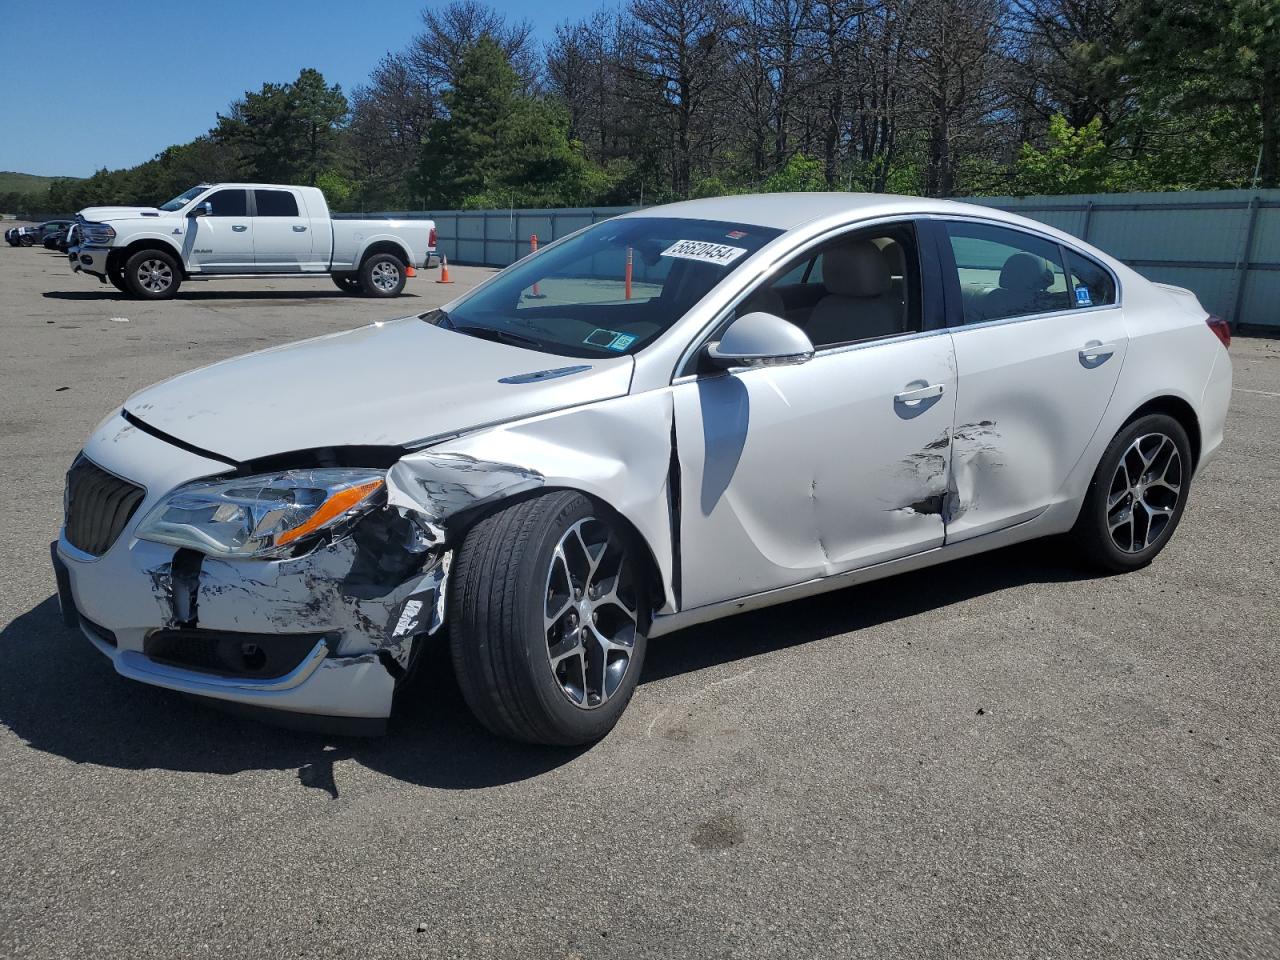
[387,389,680,615]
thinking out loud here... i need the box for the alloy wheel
[1106,432,1182,553]
[137,259,173,293]
[543,517,639,709]
[370,260,400,292]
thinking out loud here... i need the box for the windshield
[435,217,782,358]
[159,186,208,212]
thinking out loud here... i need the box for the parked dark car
[37,220,74,249]
[4,226,18,246]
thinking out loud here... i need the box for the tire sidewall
[125,249,180,300]
[1082,413,1192,570]
[513,493,650,743]
[359,253,406,297]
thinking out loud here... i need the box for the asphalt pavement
[1,242,1277,959]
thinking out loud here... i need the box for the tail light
[428,227,437,248]
[1205,314,1231,349]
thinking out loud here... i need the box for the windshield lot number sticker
[586,329,637,351]
[661,239,748,266]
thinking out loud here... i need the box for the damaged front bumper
[54,416,451,732]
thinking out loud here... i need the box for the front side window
[205,189,248,218]
[434,217,782,358]
[738,222,923,350]
[945,221,1070,324]
[160,185,207,212]
[254,190,299,217]
[1064,248,1117,308]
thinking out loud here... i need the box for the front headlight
[80,222,116,245]
[135,469,386,558]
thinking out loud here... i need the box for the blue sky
[1,0,594,178]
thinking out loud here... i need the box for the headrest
[823,240,891,297]
[737,287,786,318]
[999,252,1053,291]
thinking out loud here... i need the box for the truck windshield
[433,217,782,358]
[159,186,208,212]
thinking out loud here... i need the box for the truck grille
[64,455,146,556]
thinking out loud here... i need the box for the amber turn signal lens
[275,478,384,547]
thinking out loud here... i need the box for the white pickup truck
[70,183,436,299]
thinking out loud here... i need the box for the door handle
[1079,341,1117,367]
[894,383,945,405]
[292,225,307,232]
[232,224,248,232]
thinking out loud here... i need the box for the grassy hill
[0,171,81,194]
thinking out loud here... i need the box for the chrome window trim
[945,301,1123,336]
[672,214,928,380]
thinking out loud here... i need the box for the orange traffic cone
[436,255,454,284]
[406,264,417,278]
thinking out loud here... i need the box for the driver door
[185,188,254,272]
[672,220,958,609]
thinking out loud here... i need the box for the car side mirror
[191,201,213,218]
[704,311,814,369]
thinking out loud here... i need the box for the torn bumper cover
[57,517,451,728]
[54,416,557,729]
[57,426,483,731]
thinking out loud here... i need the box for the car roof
[620,192,1031,232]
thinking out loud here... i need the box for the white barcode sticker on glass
[660,239,749,266]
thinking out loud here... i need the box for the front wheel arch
[444,485,669,621]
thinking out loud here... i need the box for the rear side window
[254,190,299,217]
[944,221,1070,324]
[206,189,247,217]
[1064,248,1116,308]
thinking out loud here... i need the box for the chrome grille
[64,456,145,556]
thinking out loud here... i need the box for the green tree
[417,37,599,208]
[216,68,349,185]
[1015,114,1111,194]
[1130,0,1279,187]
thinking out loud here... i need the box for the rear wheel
[124,249,181,299]
[359,252,406,297]
[449,492,649,745]
[1071,413,1192,572]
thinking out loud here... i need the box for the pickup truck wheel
[107,261,129,293]
[331,273,363,294]
[360,253,406,297]
[124,249,181,300]
[449,491,650,745]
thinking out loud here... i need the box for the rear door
[250,188,312,271]
[936,218,1128,542]
[186,188,253,272]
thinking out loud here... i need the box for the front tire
[359,252,406,297]
[106,257,130,293]
[124,249,181,299]
[1071,413,1192,573]
[449,492,649,746]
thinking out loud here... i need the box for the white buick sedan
[53,194,1232,745]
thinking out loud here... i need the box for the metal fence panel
[414,193,1280,329]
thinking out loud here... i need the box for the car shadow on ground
[0,541,1098,794]
[42,290,421,302]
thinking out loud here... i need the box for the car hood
[78,205,165,222]
[122,317,634,463]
